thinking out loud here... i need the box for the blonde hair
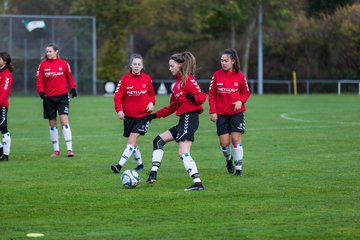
[170,51,196,86]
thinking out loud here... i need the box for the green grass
[1,94,359,239]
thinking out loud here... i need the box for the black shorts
[168,111,199,143]
[123,116,149,137]
[0,106,8,134]
[216,112,245,136]
[43,93,70,119]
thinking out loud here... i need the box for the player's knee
[153,135,166,150]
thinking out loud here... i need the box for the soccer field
[1,95,359,239]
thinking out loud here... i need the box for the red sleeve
[156,94,177,118]
[65,61,76,89]
[113,78,125,113]
[36,63,44,93]
[148,78,156,106]
[187,77,206,104]
[0,72,12,106]
[238,76,250,104]
[208,75,217,114]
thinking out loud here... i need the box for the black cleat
[184,182,204,191]
[0,154,9,162]
[134,163,144,172]
[234,170,242,176]
[226,157,235,174]
[146,171,157,183]
[111,164,122,174]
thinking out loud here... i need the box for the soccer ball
[121,169,140,188]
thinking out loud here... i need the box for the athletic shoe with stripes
[234,170,242,176]
[226,157,235,174]
[134,163,144,172]
[184,182,204,191]
[51,151,60,157]
[67,150,75,157]
[146,171,157,183]
[111,164,122,174]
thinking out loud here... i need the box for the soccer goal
[337,80,360,96]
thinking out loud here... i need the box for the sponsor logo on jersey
[127,90,147,96]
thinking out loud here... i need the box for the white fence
[101,79,360,95]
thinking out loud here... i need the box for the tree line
[2,0,359,81]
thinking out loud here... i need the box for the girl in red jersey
[208,48,250,176]
[36,43,77,157]
[111,54,156,174]
[146,51,206,191]
[0,52,13,162]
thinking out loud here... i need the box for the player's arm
[237,76,250,104]
[148,78,156,108]
[114,79,125,113]
[185,77,206,104]
[208,76,218,114]
[65,61,76,89]
[156,94,177,118]
[36,64,44,93]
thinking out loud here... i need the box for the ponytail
[222,48,240,73]
[170,51,197,86]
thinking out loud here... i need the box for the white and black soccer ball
[121,169,140,188]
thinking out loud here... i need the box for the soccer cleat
[226,157,235,174]
[0,154,8,162]
[134,163,144,172]
[234,170,242,176]
[51,151,60,157]
[184,182,205,191]
[67,150,75,157]
[111,164,122,174]
[146,171,157,183]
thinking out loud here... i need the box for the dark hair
[41,43,60,61]
[127,53,144,72]
[0,51,14,73]
[170,51,196,86]
[222,48,240,73]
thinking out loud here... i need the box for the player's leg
[128,133,143,171]
[49,119,60,157]
[59,114,74,157]
[130,116,149,171]
[111,117,137,173]
[230,113,245,176]
[0,107,10,161]
[44,97,60,157]
[58,94,73,157]
[217,115,234,173]
[147,129,175,183]
[133,146,143,171]
[175,112,204,191]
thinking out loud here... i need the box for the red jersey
[0,67,13,108]
[208,69,250,115]
[114,72,156,118]
[36,58,76,97]
[156,74,206,118]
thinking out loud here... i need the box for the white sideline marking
[280,112,360,125]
